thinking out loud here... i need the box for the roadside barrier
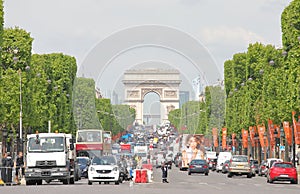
[141,169,147,183]
[134,169,141,183]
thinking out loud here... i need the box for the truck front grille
[36,160,56,167]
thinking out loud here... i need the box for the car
[188,159,209,176]
[250,159,259,176]
[258,160,268,176]
[88,155,121,185]
[77,156,90,178]
[221,160,230,174]
[216,152,232,173]
[267,162,298,184]
[227,155,252,178]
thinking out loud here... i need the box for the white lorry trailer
[25,132,76,185]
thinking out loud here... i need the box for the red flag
[242,129,248,148]
[212,128,218,148]
[222,128,227,150]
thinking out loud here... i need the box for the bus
[75,129,103,158]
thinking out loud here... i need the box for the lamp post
[274,128,279,159]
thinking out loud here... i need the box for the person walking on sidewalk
[14,151,25,184]
[161,162,169,183]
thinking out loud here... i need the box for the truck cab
[25,133,75,185]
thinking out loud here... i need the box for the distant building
[179,91,189,108]
[192,75,206,101]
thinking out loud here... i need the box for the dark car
[208,158,217,171]
[267,162,298,184]
[188,159,209,176]
[258,160,267,176]
[250,159,259,176]
[77,156,90,178]
[221,160,230,174]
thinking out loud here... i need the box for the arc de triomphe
[123,68,181,125]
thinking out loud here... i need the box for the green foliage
[73,77,101,131]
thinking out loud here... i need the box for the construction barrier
[141,169,147,183]
[135,169,141,183]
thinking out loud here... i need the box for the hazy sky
[3,0,293,102]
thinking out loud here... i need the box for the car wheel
[227,173,232,178]
[115,181,119,185]
[247,174,252,178]
[188,171,191,175]
[88,181,92,185]
[291,179,298,184]
[205,173,208,176]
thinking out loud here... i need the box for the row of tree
[169,0,299,138]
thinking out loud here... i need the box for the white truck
[25,132,76,185]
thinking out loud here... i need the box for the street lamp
[274,128,279,158]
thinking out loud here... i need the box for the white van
[216,152,232,172]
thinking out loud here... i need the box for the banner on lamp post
[292,111,300,145]
[242,129,248,148]
[222,128,227,150]
[212,128,218,148]
[249,126,255,147]
[283,121,292,146]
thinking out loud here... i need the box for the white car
[88,155,121,185]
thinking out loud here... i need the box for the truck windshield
[28,137,64,152]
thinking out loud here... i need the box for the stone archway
[123,68,181,125]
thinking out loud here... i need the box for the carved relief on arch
[164,90,177,98]
[127,90,140,98]
[141,88,162,98]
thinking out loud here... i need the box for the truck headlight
[26,168,34,172]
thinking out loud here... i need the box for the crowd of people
[0,151,25,185]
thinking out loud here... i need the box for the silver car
[227,155,252,178]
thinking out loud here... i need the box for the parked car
[188,159,209,176]
[258,160,268,176]
[208,158,217,171]
[77,156,90,178]
[267,162,298,184]
[221,160,230,174]
[88,155,121,185]
[250,159,259,176]
[227,155,252,178]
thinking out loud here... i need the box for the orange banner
[292,111,300,145]
[242,129,248,148]
[249,126,255,147]
[268,120,275,148]
[258,125,268,147]
[283,121,292,146]
[212,128,218,148]
[222,128,227,150]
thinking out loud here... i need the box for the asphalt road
[1,167,300,194]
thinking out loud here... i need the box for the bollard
[135,169,141,183]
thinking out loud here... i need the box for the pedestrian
[161,162,169,183]
[14,151,25,184]
[3,152,13,184]
[1,153,8,183]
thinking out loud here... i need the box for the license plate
[279,174,288,177]
[238,165,244,168]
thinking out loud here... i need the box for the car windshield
[274,163,293,168]
[92,156,117,165]
[190,160,206,165]
[232,156,248,162]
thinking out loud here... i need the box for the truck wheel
[62,178,70,184]
[37,180,43,185]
